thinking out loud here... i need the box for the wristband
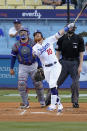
[58,32,61,36]
[64,27,69,32]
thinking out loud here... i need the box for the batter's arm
[54,23,75,40]
[47,23,75,44]
[58,23,75,37]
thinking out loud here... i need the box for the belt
[62,57,79,61]
[45,61,57,67]
[24,63,32,66]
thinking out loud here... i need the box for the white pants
[43,61,62,88]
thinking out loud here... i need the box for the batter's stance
[10,28,45,109]
[33,23,75,112]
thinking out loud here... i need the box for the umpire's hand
[10,69,15,75]
[78,65,82,76]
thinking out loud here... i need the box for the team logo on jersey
[38,43,50,55]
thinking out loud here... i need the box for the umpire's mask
[68,25,77,34]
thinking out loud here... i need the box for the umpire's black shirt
[56,33,85,59]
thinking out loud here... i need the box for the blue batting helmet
[33,30,43,38]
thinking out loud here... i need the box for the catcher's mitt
[34,68,45,82]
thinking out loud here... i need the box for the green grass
[0,89,38,103]
[0,122,87,131]
[0,89,87,103]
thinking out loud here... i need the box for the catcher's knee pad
[35,81,43,89]
[18,80,27,92]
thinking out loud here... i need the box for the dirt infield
[0,102,87,122]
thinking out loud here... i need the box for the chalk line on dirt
[20,110,27,115]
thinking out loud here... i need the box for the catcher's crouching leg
[18,78,29,109]
[35,81,45,107]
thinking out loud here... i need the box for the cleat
[41,103,46,108]
[40,101,46,108]
[47,105,56,111]
[73,103,79,108]
[45,99,51,106]
[20,103,29,109]
[58,103,63,112]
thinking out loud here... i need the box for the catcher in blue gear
[10,28,45,109]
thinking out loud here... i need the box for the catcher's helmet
[19,28,30,40]
[33,30,43,38]
[19,28,30,35]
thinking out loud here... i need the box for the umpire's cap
[33,30,43,38]
[19,27,30,35]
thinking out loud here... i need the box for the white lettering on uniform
[38,43,50,55]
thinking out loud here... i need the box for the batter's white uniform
[33,33,62,88]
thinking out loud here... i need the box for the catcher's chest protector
[17,43,34,64]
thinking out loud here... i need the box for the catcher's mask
[19,28,30,40]
[33,30,43,38]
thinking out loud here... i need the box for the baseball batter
[33,23,75,112]
[10,28,45,109]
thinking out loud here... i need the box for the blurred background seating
[0,20,87,55]
[0,0,87,55]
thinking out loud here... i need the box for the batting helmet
[33,30,43,38]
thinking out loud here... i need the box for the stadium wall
[0,55,87,89]
[0,9,87,88]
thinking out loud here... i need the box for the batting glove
[68,23,75,29]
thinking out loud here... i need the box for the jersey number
[47,48,52,55]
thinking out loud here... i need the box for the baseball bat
[74,4,87,24]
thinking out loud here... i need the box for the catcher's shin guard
[18,79,29,106]
[19,91,29,106]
